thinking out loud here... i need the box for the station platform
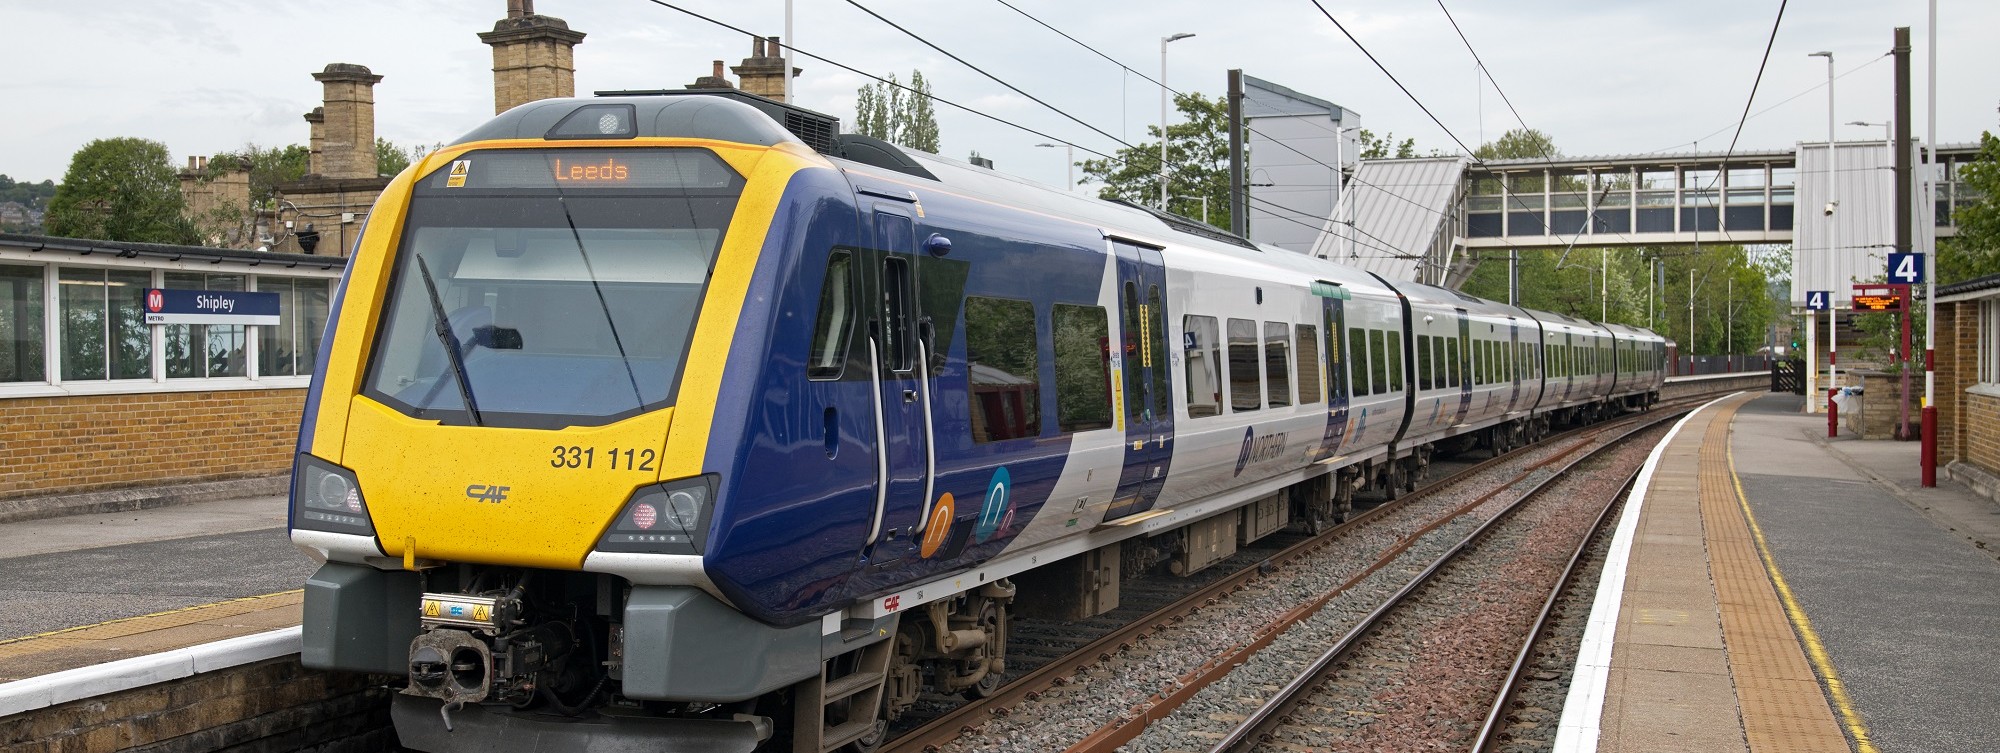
[1562,392,2000,752]
[0,495,309,682]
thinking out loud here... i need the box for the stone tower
[302,107,325,176]
[686,61,735,92]
[312,64,383,180]
[479,0,587,114]
[730,36,799,101]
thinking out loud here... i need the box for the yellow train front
[289,94,914,752]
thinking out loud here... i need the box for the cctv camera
[1823,201,1838,216]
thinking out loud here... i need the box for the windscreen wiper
[415,254,484,426]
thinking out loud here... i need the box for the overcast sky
[3,0,1994,189]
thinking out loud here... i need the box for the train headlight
[597,475,715,556]
[291,454,375,536]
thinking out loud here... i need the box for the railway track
[1189,422,1660,752]
[879,390,1728,753]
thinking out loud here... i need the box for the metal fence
[1672,355,1774,376]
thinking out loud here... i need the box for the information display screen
[420,148,741,192]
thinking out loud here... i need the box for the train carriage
[288,91,1666,753]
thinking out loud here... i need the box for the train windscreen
[361,148,744,429]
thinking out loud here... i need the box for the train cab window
[1184,315,1223,417]
[807,251,855,380]
[1417,334,1434,390]
[1368,330,1388,395]
[1052,304,1113,432]
[1296,324,1321,404]
[1350,328,1372,395]
[965,296,1040,442]
[1228,318,1261,412]
[1265,321,1291,408]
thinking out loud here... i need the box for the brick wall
[1965,392,2000,474]
[0,389,305,501]
[0,658,393,753]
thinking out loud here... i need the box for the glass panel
[1726,189,1766,206]
[1369,329,1387,395]
[1640,169,1676,190]
[0,264,44,382]
[1295,324,1320,404]
[1264,321,1290,408]
[1384,329,1403,392]
[1681,169,1719,189]
[165,271,245,378]
[806,252,854,379]
[883,257,912,372]
[1552,193,1590,210]
[1598,192,1633,208]
[1467,196,1503,212]
[1508,173,1547,195]
[258,278,298,377]
[59,268,108,381]
[1228,318,1259,412]
[1123,282,1143,419]
[1184,315,1223,417]
[106,269,150,379]
[1053,304,1112,432]
[965,296,1039,442]
[1350,328,1370,395]
[1470,175,1504,195]
[297,280,331,375]
[1417,334,1433,390]
[1148,286,1169,418]
[1770,166,1797,187]
[1727,167,1766,187]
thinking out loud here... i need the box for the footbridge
[1308,141,1984,294]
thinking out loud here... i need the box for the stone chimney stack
[480,1,586,114]
[731,35,798,101]
[312,64,383,179]
[302,107,326,176]
[686,60,735,91]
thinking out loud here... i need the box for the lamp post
[1810,50,1837,432]
[1159,32,1195,210]
[1034,142,1074,192]
[1847,120,1893,153]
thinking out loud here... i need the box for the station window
[1264,322,1292,408]
[965,296,1039,442]
[806,251,854,380]
[1184,315,1222,417]
[259,277,332,378]
[164,272,247,378]
[1295,324,1321,404]
[1227,318,1260,412]
[58,267,151,381]
[1052,303,1112,432]
[0,264,44,383]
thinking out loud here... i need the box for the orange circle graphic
[919,492,955,558]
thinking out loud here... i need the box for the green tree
[1077,92,1232,227]
[44,137,198,244]
[1474,127,1559,161]
[852,70,940,153]
[1357,129,1417,160]
[1941,130,2000,283]
[376,137,435,178]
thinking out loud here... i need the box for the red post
[1923,347,1937,487]
[1828,388,1839,438]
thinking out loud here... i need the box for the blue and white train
[286,90,1665,753]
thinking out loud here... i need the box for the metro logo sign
[145,288,164,313]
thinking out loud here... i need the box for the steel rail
[1472,466,1640,752]
[1200,409,1677,753]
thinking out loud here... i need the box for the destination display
[1849,284,1909,313]
[430,149,737,191]
[143,288,281,326]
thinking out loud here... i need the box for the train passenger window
[1430,336,1446,389]
[1369,330,1388,395]
[1417,334,1433,390]
[1446,338,1461,387]
[1184,315,1223,417]
[1122,282,1144,419]
[1384,329,1404,392]
[883,257,913,372]
[965,296,1040,442]
[807,251,854,380]
[1228,318,1261,412]
[1265,322,1291,408]
[1148,286,1170,417]
[1296,324,1321,404]
[1350,328,1371,395]
[1053,304,1113,432]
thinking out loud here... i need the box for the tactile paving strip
[1698,407,1851,753]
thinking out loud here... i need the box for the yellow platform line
[0,590,303,647]
[1727,442,1878,753]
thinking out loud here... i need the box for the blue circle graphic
[973,466,1012,543]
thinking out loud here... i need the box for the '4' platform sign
[1806,290,1831,310]
[1889,253,1926,285]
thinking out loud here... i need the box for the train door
[1453,310,1473,425]
[862,207,934,564]
[1314,292,1352,460]
[1102,240,1174,522]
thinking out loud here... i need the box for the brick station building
[1933,273,2000,499]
